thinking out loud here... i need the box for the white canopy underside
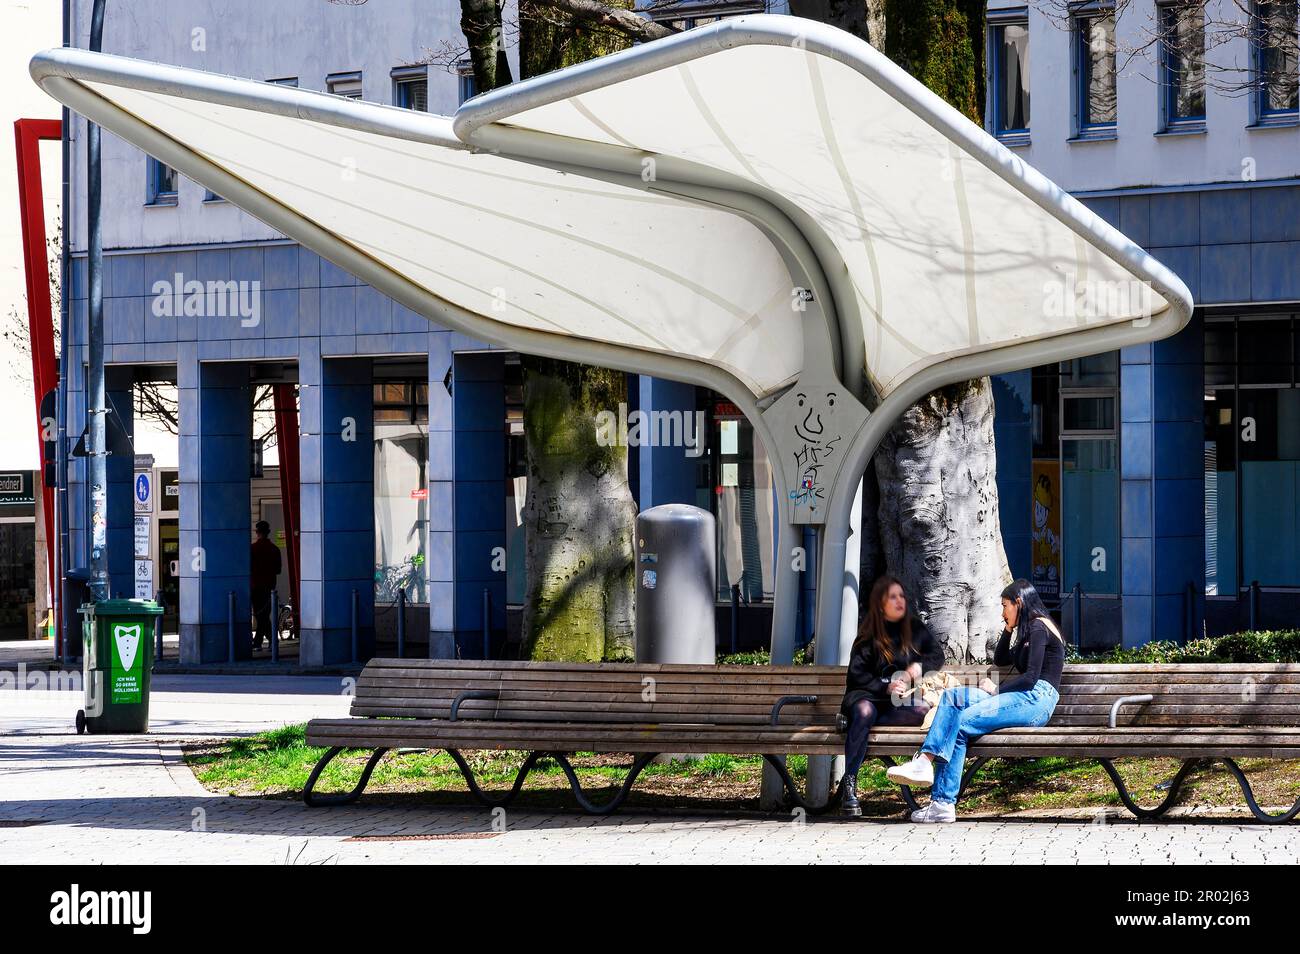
[33,15,1189,402]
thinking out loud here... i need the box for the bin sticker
[112,623,144,704]
[641,569,657,590]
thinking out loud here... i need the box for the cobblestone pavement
[3,675,1298,864]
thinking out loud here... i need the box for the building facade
[57,0,1299,663]
[985,0,1300,644]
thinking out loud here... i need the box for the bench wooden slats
[304,658,1300,819]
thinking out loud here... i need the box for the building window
[988,12,1031,145]
[392,66,428,111]
[1158,2,1206,132]
[267,76,299,88]
[327,70,363,100]
[1204,313,1300,595]
[1031,354,1120,600]
[1252,0,1299,124]
[145,156,178,206]
[373,379,429,606]
[1073,5,1117,139]
[456,60,477,104]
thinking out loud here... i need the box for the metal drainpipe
[85,0,109,602]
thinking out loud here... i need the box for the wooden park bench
[303,659,1300,822]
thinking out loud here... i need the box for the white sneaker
[910,800,956,824]
[886,754,934,788]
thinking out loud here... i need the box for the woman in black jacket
[885,578,1065,823]
[838,575,945,816]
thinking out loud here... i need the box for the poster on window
[1031,459,1062,600]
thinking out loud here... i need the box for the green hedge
[720,630,1300,666]
[1076,630,1300,664]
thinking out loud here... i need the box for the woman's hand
[978,677,997,695]
[887,670,912,696]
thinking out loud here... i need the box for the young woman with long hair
[885,578,1066,823]
[838,575,944,817]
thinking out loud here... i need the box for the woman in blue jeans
[886,579,1065,823]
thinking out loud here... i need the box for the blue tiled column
[106,367,135,598]
[299,351,375,666]
[451,351,506,658]
[636,376,699,508]
[1151,314,1205,641]
[179,358,252,663]
[1120,344,1155,648]
[991,371,1032,577]
[427,333,455,658]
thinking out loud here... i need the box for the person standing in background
[250,519,281,652]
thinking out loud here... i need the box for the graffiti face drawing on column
[789,390,842,514]
[761,378,867,525]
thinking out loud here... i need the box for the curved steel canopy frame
[454,14,1194,664]
[33,12,1193,666]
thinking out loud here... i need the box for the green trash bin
[76,598,163,734]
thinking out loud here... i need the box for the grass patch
[185,725,1298,817]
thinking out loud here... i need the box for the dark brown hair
[851,575,914,664]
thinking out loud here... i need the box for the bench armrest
[771,694,819,726]
[1109,694,1154,728]
[451,689,500,722]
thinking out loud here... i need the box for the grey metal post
[154,589,163,664]
[84,0,109,603]
[730,584,739,656]
[270,588,279,663]
[1185,582,1195,645]
[396,589,406,659]
[1073,582,1083,652]
[351,588,359,663]
[227,590,235,663]
[482,588,490,659]
[1249,580,1260,631]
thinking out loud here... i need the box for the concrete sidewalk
[2,674,1298,864]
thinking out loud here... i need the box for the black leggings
[843,698,929,779]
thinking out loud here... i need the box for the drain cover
[344,832,501,842]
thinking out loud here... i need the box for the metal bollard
[228,590,236,663]
[396,590,406,659]
[1072,582,1082,652]
[482,588,490,659]
[154,589,164,665]
[351,588,359,663]
[270,589,279,663]
[730,584,739,656]
[1249,580,1260,631]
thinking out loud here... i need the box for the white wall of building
[65,0,509,254]
[989,0,1300,192]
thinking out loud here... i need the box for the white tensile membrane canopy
[32,15,1191,665]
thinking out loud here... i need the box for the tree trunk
[874,379,1011,661]
[519,357,636,661]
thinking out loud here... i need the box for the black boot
[840,773,862,817]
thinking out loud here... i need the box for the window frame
[1250,0,1299,127]
[327,70,363,100]
[392,65,429,112]
[145,155,178,207]
[1070,2,1119,141]
[1157,1,1207,135]
[987,8,1032,147]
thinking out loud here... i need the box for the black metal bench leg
[550,752,657,815]
[958,757,990,799]
[303,746,389,807]
[762,755,845,815]
[445,749,546,808]
[1217,758,1300,824]
[1099,758,1200,820]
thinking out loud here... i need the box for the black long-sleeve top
[841,617,945,714]
[993,616,1065,694]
